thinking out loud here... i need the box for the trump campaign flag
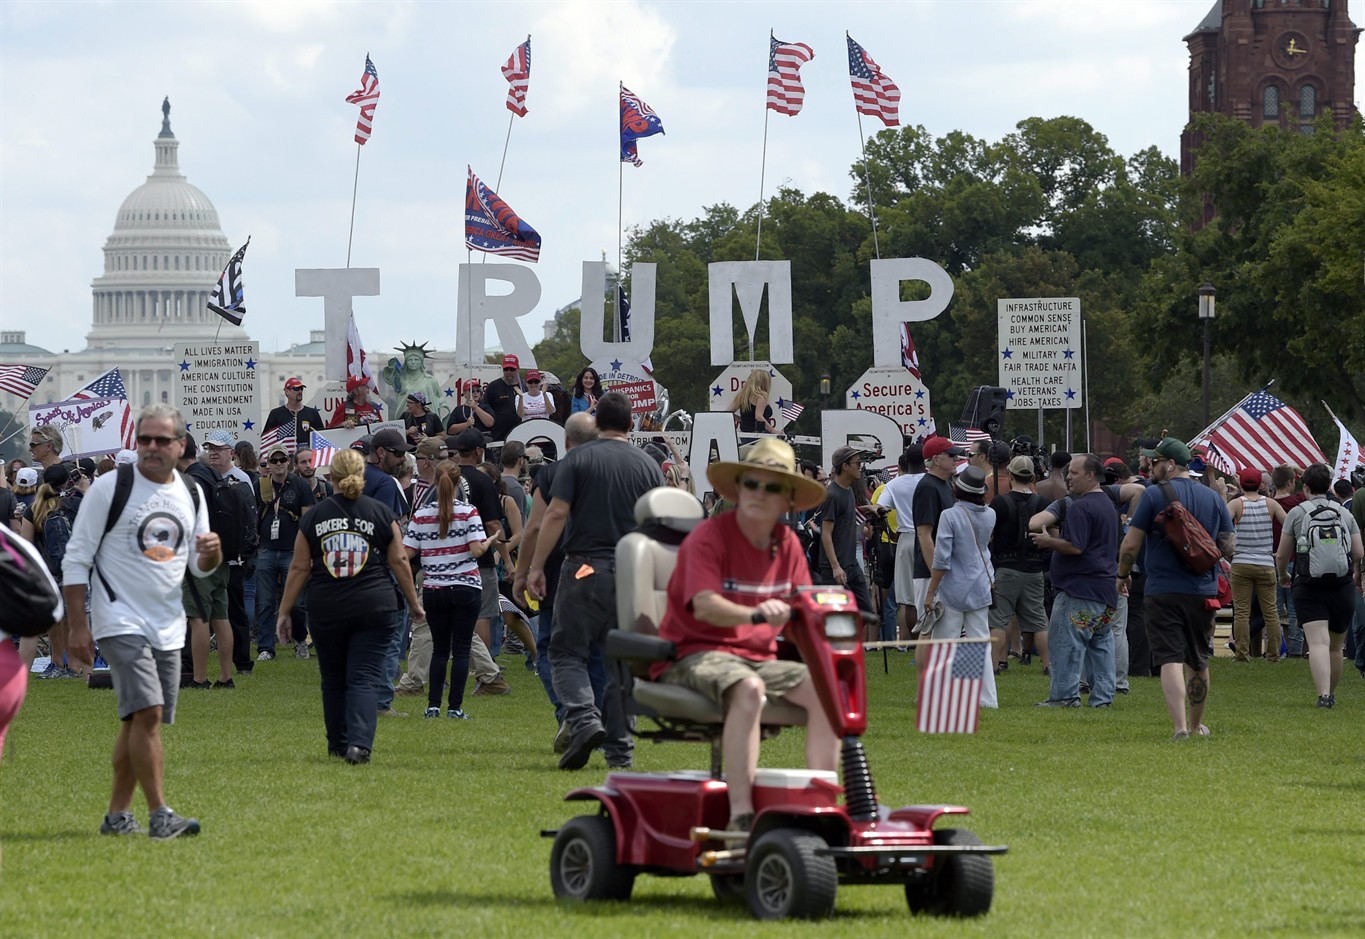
[916,639,986,734]
[620,84,664,167]
[465,168,541,262]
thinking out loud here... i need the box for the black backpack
[993,491,1049,565]
[186,463,257,560]
[0,527,64,637]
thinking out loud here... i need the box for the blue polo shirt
[1130,477,1232,597]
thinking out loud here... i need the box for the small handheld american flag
[261,420,297,454]
[310,430,339,468]
[779,401,805,423]
[208,237,250,327]
[916,639,987,734]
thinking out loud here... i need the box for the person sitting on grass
[652,437,840,833]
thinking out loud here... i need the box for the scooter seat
[632,678,808,727]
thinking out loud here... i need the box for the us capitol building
[3,102,360,422]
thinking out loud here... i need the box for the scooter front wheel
[550,814,636,902]
[744,828,837,920]
[904,828,993,917]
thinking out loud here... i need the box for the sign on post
[707,362,795,432]
[174,341,261,435]
[996,298,1082,409]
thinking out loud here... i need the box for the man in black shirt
[528,393,663,770]
[912,436,964,616]
[481,354,524,444]
[253,445,316,661]
[816,446,876,614]
[987,455,1049,672]
[263,377,324,452]
[403,392,444,445]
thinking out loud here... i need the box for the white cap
[115,449,138,465]
[16,467,38,487]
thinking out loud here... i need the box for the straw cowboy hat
[706,437,826,512]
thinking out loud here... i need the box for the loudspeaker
[961,386,1008,437]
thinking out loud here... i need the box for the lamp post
[1198,282,1216,427]
[820,373,831,415]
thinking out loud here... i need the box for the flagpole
[1190,381,1271,444]
[1082,317,1091,453]
[346,143,362,268]
[617,98,625,346]
[850,34,882,259]
[755,30,774,266]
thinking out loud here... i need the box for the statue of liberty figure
[381,341,446,418]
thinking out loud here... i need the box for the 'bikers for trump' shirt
[300,494,400,622]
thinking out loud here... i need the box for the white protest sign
[174,341,260,437]
[28,397,132,459]
[295,268,380,380]
[707,362,795,432]
[708,261,794,365]
[997,297,1082,409]
[845,367,934,440]
[593,359,661,416]
[689,411,744,503]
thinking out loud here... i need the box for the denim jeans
[1083,595,1129,692]
[376,606,408,711]
[312,613,389,755]
[1278,575,1301,656]
[254,548,292,653]
[1048,589,1116,707]
[549,556,631,765]
[880,584,898,642]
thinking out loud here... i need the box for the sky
[2,0,1360,361]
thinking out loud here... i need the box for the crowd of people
[3,366,1363,836]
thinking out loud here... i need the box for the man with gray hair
[64,404,220,838]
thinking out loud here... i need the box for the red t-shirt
[1272,492,1306,555]
[651,511,812,679]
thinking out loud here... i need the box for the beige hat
[706,437,826,511]
[1007,455,1035,479]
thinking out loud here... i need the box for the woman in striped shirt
[404,461,499,720]
[1229,467,1286,662]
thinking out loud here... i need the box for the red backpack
[1154,481,1222,574]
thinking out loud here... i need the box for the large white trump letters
[869,258,954,367]
[456,263,541,368]
[295,268,381,380]
[708,261,794,365]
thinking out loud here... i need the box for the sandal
[1171,730,1190,741]
[1194,724,1211,736]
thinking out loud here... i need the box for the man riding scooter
[651,438,841,833]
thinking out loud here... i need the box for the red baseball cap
[284,377,305,390]
[922,436,966,461]
[502,354,520,369]
[346,375,368,392]
[526,369,542,382]
[1237,467,1263,489]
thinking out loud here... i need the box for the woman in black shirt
[277,449,424,764]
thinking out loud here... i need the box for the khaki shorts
[182,564,229,621]
[660,651,808,710]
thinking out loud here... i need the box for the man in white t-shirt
[875,443,926,639]
[63,404,221,840]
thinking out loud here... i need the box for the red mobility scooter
[546,489,1006,920]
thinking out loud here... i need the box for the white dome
[114,180,223,231]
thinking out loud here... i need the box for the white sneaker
[257,649,275,662]
[294,642,310,660]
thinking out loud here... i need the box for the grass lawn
[1,646,1361,937]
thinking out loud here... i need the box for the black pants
[1126,572,1153,676]
[312,613,389,756]
[819,562,874,614]
[228,563,252,672]
[426,586,481,711]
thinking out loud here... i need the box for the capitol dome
[87,98,244,348]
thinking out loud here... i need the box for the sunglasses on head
[268,456,289,464]
[741,478,788,495]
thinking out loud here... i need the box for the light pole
[820,372,831,415]
[1198,281,1216,427]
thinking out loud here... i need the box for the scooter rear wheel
[550,814,635,901]
[744,828,837,920]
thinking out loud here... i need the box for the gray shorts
[100,634,180,723]
[660,651,808,710]
[894,536,917,606]
[988,567,1048,632]
[478,567,500,620]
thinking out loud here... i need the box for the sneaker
[448,708,471,720]
[1079,681,1091,694]
[294,641,310,660]
[377,707,409,718]
[606,762,632,770]
[187,680,212,690]
[1034,698,1081,708]
[558,724,606,771]
[99,811,142,836]
[553,720,571,755]
[344,745,371,765]
[211,679,235,689]
[1317,694,1334,709]
[148,806,201,840]
[257,649,275,662]
[424,707,441,719]
[38,661,64,679]
[472,676,512,696]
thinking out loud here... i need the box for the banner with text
[997,297,1081,410]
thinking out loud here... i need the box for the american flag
[617,286,653,372]
[503,37,531,117]
[900,323,921,380]
[310,430,339,468]
[345,54,381,145]
[261,420,297,454]
[916,639,986,734]
[0,364,50,400]
[847,35,900,127]
[465,167,542,263]
[70,368,128,401]
[620,84,665,167]
[347,313,381,396]
[207,237,250,326]
[949,425,992,450]
[779,401,805,423]
[767,34,815,116]
[1190,390,1324,476]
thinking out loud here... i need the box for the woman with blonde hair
[276,448,424,764]
[404,461,498,720]
[731,368,777,434]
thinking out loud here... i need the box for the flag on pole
[346,54,381,145]
[767,34,815,116]
[1324,404,1363,482]
[0,364,49,401]
[617,286,653,373]
[1189,389,1324,475]
[620,84,664,167]
[207,237,250,326]
[916,639,986,734]
[779,401,805,423]
[310,430,340,468]
[847,35,901,127]
[70,368,128,402]
[503,37,531,116]
[347,313,381,397]
[900,323,921,380]
[260,420,296,455]
[465,167,542,262]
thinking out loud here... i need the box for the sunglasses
[741,478,789,495]
[503,367,517,372]
[527,380,541,385]
[268,456,289,464]
[29,440,48,448]
[137,434,180,447]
